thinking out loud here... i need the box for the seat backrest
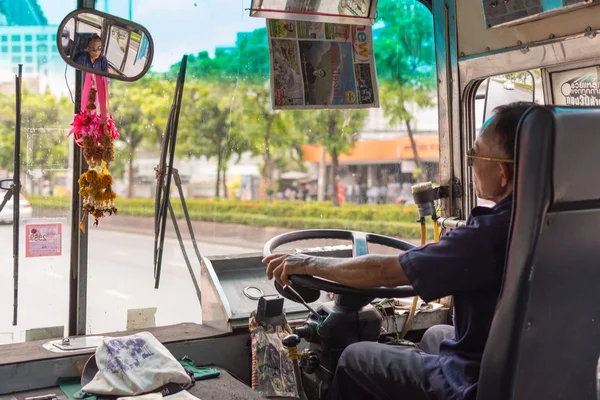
[477,106,600,400]
[70,32,95,60]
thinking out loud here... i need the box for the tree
[0,86,72,193]
[178,82,249,198]
[166,27,272,198]
[0,91,18,171]
[301,109,368,206]
[169,28,270,84]
[380,82,433,181]
[375,0,436,182]
[110,76,168,198]
[234,83,304,197]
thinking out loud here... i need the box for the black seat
[477,106,600,400]
[70,32,95,61]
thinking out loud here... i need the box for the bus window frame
[459,29,600,213]
[462,79,484,212]
[458,31,600,94]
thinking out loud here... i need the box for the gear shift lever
[282,334,305,398]
[282,333,301,348]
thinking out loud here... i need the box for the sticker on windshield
[25,223,62,258]
[551,66,600,107]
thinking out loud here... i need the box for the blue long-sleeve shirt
[399,195,513,400]
[75,52,109,73]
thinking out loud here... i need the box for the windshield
[0,0,437,341]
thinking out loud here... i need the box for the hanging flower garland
[68,73,120,230]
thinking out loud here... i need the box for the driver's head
[87,35,102,61]
[471,101,535,203]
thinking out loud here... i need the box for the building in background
[301,103,440,204]
[0,0,65,94]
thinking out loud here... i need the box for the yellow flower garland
[74,78,119,230]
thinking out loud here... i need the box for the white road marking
[105,290,132,300]
[45,271,64,279]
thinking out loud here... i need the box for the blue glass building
[0,0,63,93]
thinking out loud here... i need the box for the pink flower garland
[69,111,120,147]
[105,114,121,140]
[69,109,101,147]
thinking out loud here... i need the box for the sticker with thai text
[25,223,62,258]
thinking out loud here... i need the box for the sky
[37,0,267,71]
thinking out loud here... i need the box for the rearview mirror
[0,178,13,191]
[57,9,154,81]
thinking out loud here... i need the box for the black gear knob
[282,334,301,348]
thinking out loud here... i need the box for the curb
[33,209,421,250]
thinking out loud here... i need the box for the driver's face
[471,117,513,203]
[88,39,101,59]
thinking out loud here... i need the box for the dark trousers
[327,325,454,400]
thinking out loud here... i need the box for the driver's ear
[499,162,513,188]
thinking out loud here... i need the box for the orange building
[302,135,440,164]
[300,134,440,203]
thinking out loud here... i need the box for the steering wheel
[263,229,417,304]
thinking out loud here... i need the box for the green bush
[28,196,428,239]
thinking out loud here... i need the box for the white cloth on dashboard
[82,331,191,396]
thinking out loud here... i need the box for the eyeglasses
[467,147,514,167]
[89,46,102,52]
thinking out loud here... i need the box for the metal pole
[12,64,22,326]
[129,0,133,20]
[68,69,85,337]
[68,0,91,337]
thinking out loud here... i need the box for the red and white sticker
[25,223,62,258]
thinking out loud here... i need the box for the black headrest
[478,105,600,400]
[549,107,600,203]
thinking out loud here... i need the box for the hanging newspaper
[268,19,379,110]
[250,0,378,26]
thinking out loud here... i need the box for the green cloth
[58,378,97,400]
[57,358,219,400]
[179,357,221,380]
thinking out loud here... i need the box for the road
[475,79,540,131]
[0,225,256,344]
[485,79,536,120]
[106,31,147,77]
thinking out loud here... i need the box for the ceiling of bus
[456,1,600,57]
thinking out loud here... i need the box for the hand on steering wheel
[263,253,313,287]
[263,229,418,302]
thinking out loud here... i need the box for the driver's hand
[263,253,311,287]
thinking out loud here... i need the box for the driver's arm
[264,214,504,293]
[263,253,409,288]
